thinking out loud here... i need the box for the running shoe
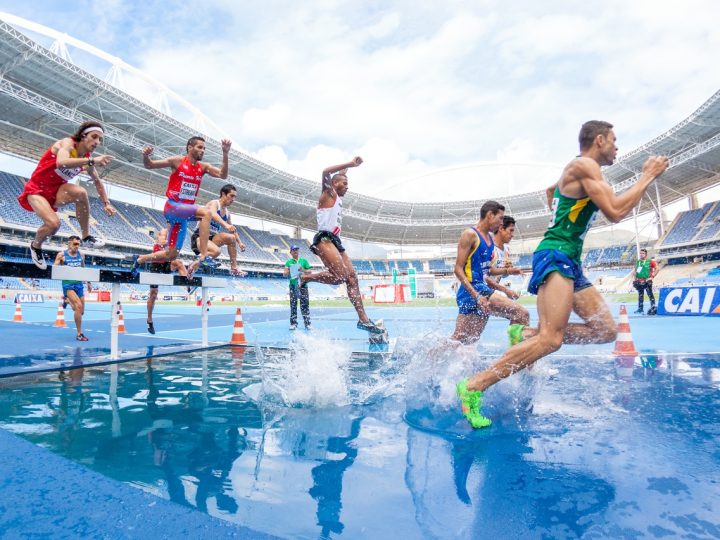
[304,322,311,330]
[62,298,68,310]
[647,306,657,316]
[357,319,385,334]
[76,333,89,342]
[456,378,491,429]
[30,241,47,270]
[129,254,140,277]
[633,308,644,315]
[201,256,219,268]
[82,235,106,249]
[147,321,155,335]
[508,323,525,346]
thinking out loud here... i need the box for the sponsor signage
[14,293,44,304]
[658,286,720,316]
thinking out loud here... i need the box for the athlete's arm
[87,165,116,216]
[142,146,182,170]
[54,138,112,169]
[485,276,519,299]
[54,251,64,265]
[322,156,362,192]
[545,183,556,210]
[203,139,231,179]
[579,156,669,223]
[453,229,490,311]
[206,200,235,233]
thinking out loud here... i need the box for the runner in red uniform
[131,136,231,276]
[18,121,116,269]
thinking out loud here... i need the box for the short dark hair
[68,235,81,243]
[220,184,237,196]
[579,120,613,151]
[480,200,505,219]
[71,121,103,142]
[186,136,205,153]
[640,248,647,254]
[501,216,516,229]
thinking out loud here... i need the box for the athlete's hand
[238,241,246,252]
[103,201,116,216]
[221,139,232,153]
[506,289,520,300]
[94,155,113,167]
[642,155,669,180]
[352,156,363,166]
[142,146,154,156]
[224,223,236,233]
[475,295,490,313]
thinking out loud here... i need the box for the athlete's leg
[55,184,91,239]
[302,240,347,285]
[206,239,222,258]
[450,313,489,345]
[194,206,212,260]
[170,260,188,276]
[486,293,530,326]
[138,247,180,265]
[25,194,61,247]
[339,251,372,322]
[466,272,574,392]
[66,289,84,336]
[147,287,158,323]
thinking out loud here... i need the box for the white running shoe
[30,242,47,270]
[82,235,106,249]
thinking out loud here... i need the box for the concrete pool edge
[0,428,279,539]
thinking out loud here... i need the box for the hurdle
[0,261,228,360]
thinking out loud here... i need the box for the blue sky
[1,1,719,206]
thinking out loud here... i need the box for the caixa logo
[658,286,720,316]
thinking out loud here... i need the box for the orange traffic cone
[54,301,67,328]
[12,302,22,323]
[117,304,126,334]
[613,305,639,356]
[229,307,247,345]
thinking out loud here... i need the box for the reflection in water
[0,348,719,538]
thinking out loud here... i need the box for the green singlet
[536,186,599,263]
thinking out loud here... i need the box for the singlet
[29,144,88,189]
[62,249,83,286]
[536,186,598,263]
[166,156,204,204]
[151,243,168,265]
[317,193,343,236]
[196,200,229,235]
[489,242,511,282]
[463,228,494,286]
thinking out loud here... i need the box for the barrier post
[110,283,120,360]
[201,286,209,347]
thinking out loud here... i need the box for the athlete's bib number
[55,165,82,182]
[180,181,198,200]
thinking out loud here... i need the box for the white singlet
[317,194,343,236]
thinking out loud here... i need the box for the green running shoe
[456,378,491,429]
[508,323,525,347]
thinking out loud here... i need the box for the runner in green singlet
[456,120,670,428]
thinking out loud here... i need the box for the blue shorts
[527,249,592,295]
[456,281,494,315]
[164,200,199,250]
[62,282,84,298]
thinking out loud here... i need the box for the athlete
[146,227,188,334]
[190,184,247,276]
[450,201,529,347]
[19,121,115,269]
[54,236,89,341]
[131,137,231,277]
[301,157,383,333]
[488,216,523,284]
[456,120,669,428]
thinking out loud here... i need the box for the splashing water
[258,332,353,408]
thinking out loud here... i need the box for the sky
[1,1,719,246]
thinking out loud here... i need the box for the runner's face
[157,229,168,244]
[500,224,515,242]
[598,129,618,166]
[221,191,237,206]
[291,250,299,260]
[80,131,103,154]
[334,175,348,196]
[489,211,504,233]
[189,141,205,161]
[68,239,80,254]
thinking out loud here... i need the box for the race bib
[180,181,198,200]
[55,165,82,182]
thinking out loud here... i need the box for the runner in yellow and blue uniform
[457,120,670,429]
[449,201,529,348]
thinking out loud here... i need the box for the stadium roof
[1,16,720,245]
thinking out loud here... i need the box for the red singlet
[165,156,204,204]
[18,144,89,211]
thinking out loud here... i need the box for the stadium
[0,10,719,540]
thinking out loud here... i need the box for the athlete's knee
[514,306,530,326]
[538,328,564,353]
[196,207,211,220]
[44,214,61,232]
[167,248,179,260]
[594,322,617,344]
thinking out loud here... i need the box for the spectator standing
[284,245,311,330]
[633,248,657,315]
